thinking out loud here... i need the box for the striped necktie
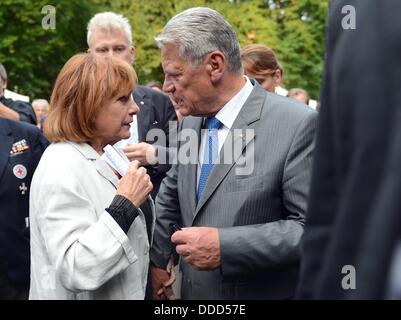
[196,116,223,204]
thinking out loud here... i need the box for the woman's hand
[117,160,153,208]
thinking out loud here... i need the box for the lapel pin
[19,182,28,195]
[13,164,28,179]
[10,139,30,156]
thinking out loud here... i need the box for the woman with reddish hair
[29,53,154,300]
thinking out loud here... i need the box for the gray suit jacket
[151,82,317,299]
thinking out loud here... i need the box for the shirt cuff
[105,195,139,233]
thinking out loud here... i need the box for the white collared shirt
[197,76,254,184]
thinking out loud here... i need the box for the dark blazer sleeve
[151,90,177,177]
[149,162,180,268]
[18,101,37,125]
[149,120,184,269]
[134,86,177,178]
[0,97,37,125]
[23,122,49,168]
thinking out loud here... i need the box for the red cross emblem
[13,164,27,179]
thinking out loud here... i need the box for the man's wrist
[147,144,158,165]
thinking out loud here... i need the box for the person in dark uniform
[0,63,37,125]
[0,116,48,299]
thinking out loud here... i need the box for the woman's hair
[44,53,137,142]
[240,44,283,77]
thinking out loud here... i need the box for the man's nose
[163,77,174,94]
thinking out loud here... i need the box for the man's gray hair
[32,99,49,111]
[87,12,132,47]
[0,62,7,83]
[155,7,243,74]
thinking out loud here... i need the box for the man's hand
[123,142,157,166]
[172,227,221,270]
[151,257,176,300]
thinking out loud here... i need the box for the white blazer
[29,142,154,299]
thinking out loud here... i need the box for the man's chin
[177,107,190,117]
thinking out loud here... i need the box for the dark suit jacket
[0,117,48,286]
[151,81,317,299]
[296,0,401,299]
[0,96,37,125]
[133,85,177,198]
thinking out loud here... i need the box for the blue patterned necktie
[196,116,223,204]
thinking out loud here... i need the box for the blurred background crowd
[0,0,326,116]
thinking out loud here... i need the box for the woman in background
[241,44,283,93]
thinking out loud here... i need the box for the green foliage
[95,0,329,99]
[103,0,280,87]
[0,0,328,100]
[266,0,329,98]
[0,0,101,99]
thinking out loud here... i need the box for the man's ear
[274,69,282,86]
[205,51,225,82]
[87,48,91,54]
[131,46,136,64]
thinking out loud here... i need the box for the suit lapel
[133,87,152,142]
[181,116,203,215]
[0,119,13,180]
[68,142,119,189]
[194,84,266,217]
[94,158,119,189]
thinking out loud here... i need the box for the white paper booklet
[102,144,130,176]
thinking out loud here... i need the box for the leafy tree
[0,0,101,99]
[104,0,280,85]
[106,0,327,99]
[1,0,328,100]
[266,0,329,98]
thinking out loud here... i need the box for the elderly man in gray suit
[150,7,317,300]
